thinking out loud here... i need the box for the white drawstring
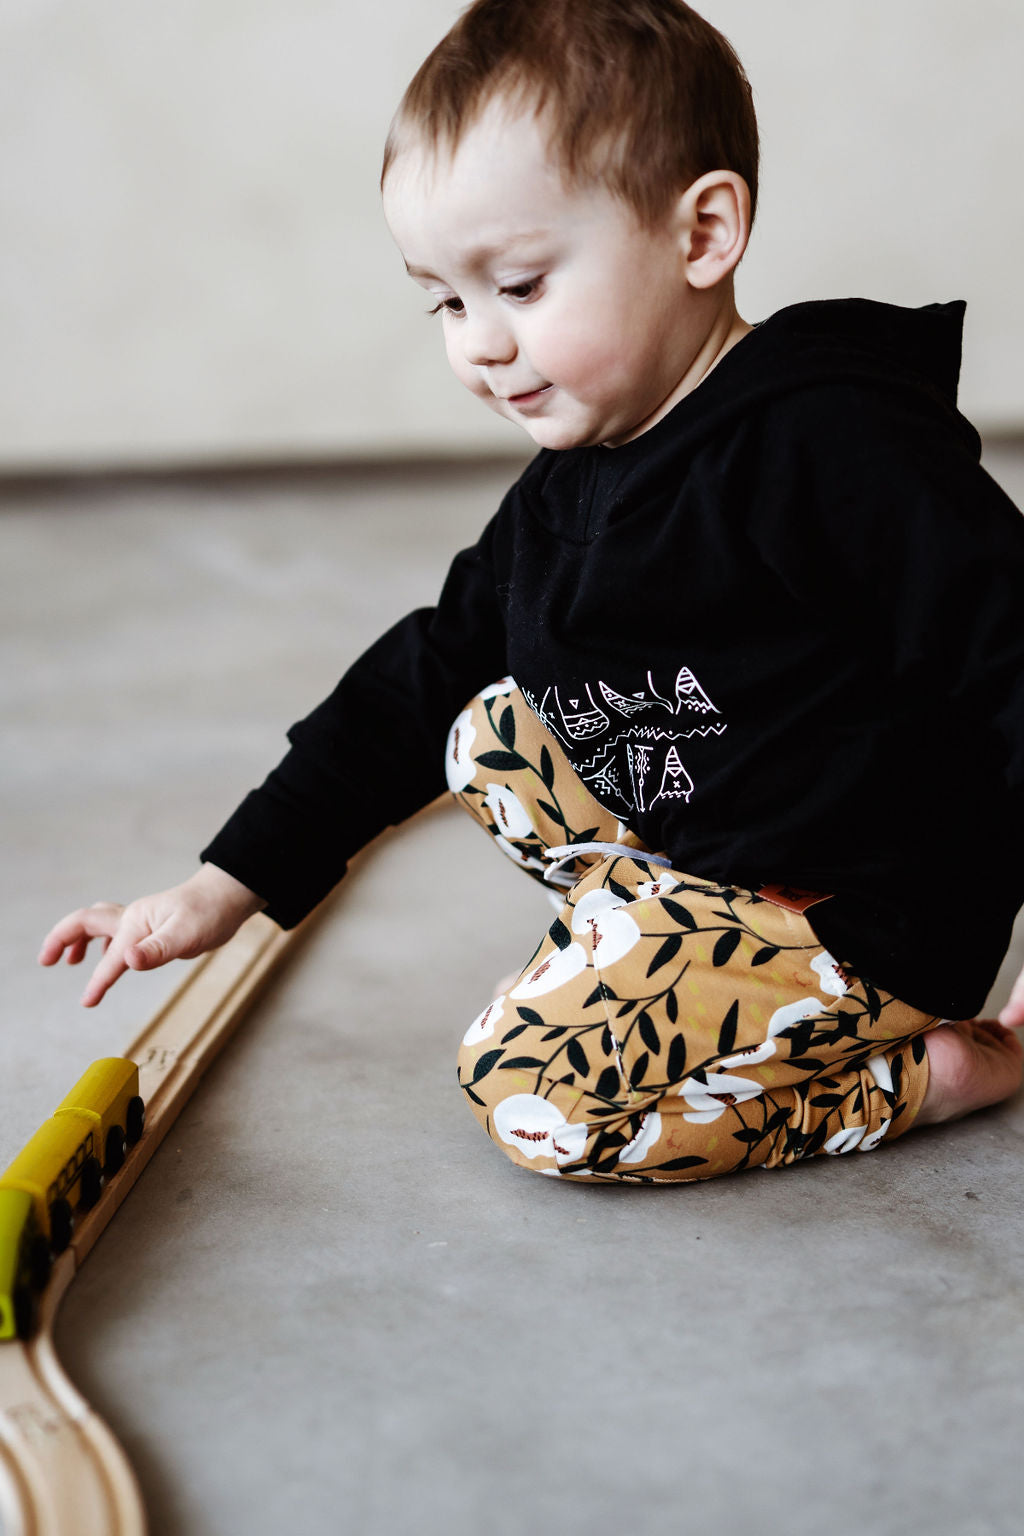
[541,841,673,885]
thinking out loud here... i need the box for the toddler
[41,0,1024,1181]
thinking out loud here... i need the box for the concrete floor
[3,452,1023,1536]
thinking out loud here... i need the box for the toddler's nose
[461,310,516,368]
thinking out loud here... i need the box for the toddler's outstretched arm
[38,864,266,1008]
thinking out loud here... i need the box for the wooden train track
[0,911,310,1536]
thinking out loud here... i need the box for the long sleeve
[200,508,510,926]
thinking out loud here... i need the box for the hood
[608,297,980,467]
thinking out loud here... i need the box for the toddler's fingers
[80,942,132,1007]
[64,937,89,966]
[998,965,1024,1028]
[38,903,124,966]
[124,918,196,972]
[79,910,152,1005]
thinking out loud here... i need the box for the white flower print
[570,888,642,968]
[479,677,518,699]
[859,1119,892,1151]
[718,995,822,1070]
[618,1111,663,1164]
[484,782,534,839]
[865,1054,894,1095]
[822,1120,892,1154]
[718,1038,778,1069]
[678,1071,764,1123]
[810,951,851,997]
[767,996,825,1035]
[493,1093,588,1164]
[635,876,680,901]
[822,1056,894,1154]
[445,709,478,792]
[510,942,589,998]
[824,1124,868,1154]
[462,995,505,1048]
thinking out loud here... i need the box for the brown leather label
[756,882,833,914]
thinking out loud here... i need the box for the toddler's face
[383,98,708,449]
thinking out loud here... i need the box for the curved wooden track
[0,912,309,1536]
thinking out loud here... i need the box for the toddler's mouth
[505,384,553,408]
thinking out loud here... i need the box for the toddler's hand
[38,864,266,1007]
[999,959,1024,1029]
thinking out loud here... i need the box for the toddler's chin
[517,417,600,452]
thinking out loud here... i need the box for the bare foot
[917,1020,1023,1126]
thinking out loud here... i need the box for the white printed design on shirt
[523,665,726,817]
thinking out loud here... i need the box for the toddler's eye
[501,280,540,302]
[428,296,465,317]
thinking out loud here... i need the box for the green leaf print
[595,1066,621,1099]
[751,945,780,966]
[499,704,517,748]
[539,744,556,789]
[666,1033,687,1082]
[516,1006,548,1029]
[582,982,617,1006]
[638,1012,661,1054]
[661,899,698,929]
[647,934,682,976]
[471,1049,503,1083]
[712,928,742,967]
[568,1039,590,1076]
[476,749,528,771]
[548,917,572,951]
[717,999,739,1056]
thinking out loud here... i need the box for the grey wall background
[1,0,1021,472]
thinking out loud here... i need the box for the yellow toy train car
[0,1058,145,1340]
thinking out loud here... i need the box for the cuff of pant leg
[886,1031,932,1140]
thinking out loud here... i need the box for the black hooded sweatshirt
[202,299,1024,1019]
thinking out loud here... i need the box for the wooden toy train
[0,1059,145,1340]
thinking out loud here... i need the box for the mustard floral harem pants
[449,680,937,1183]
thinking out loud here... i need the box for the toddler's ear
[677,171,750,288]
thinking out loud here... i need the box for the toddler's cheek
[445,349,497,407]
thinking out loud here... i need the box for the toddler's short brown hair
[382,0,759,228]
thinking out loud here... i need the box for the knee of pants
[456,1023,589,1177]
[445,683,516,799]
